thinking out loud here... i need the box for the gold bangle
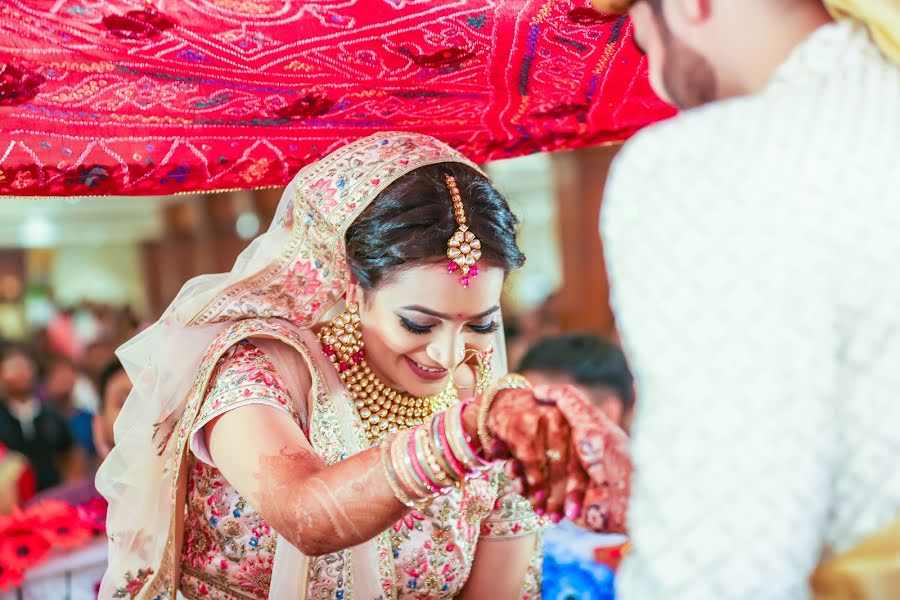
[445,401,481,473]
[393,429,434,500]
[380,434,421,510]
[416,427,450,488]
[430,411,464,488]
[477,374,532,459]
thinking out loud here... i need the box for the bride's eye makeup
[399,317,433,334]
[468,321,499,334]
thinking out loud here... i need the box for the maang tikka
[445,174,482,288]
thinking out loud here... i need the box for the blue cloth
[68,409,96,456]
[542,521,624,600]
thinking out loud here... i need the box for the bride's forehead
[373,263,504,314]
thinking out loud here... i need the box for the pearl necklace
[317,303,458,444]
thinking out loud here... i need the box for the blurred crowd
[0,303,138,512]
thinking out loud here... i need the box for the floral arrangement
[0,497,107,590]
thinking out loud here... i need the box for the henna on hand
[536,385,632,533]
[254,445,409,556]
[484,387,577,522]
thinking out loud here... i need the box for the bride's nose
[425,333,465,369]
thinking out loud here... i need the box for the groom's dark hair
[345,162,525,290]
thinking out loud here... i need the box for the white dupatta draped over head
[96,132,502,599]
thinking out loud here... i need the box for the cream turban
[825,0,900,65]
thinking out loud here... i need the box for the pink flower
[243,367,280,388]
[283,260,323,298]
[393,510,425,532]
[307,177,338,211]
[236,555,273,597]
[184,526,215,568]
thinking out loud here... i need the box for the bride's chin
[402,377,449,398]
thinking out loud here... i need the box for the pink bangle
[431,412,458,482]
[392,431,429,499]
[445,402,485,473]
[407,427,440,493]
[438,411,469,481]
[457,400,493,468]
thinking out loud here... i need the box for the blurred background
[0,145,628,599]
[0,145,622,409]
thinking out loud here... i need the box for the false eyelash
[400,317,432,335]
[469,321,499,334]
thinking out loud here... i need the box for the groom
[495,1,900,598]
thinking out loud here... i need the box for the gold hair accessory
[445,174,482,288]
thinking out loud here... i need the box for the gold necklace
[317,303,458,443]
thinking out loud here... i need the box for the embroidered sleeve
[189,339,300,467]
[480,466,550,539]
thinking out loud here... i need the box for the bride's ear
[345,276,363,308]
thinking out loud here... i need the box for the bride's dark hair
[345,162,525,290]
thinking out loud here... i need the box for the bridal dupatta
[95,132,506,599]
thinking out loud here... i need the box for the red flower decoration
[0,63,46,107]
[102,9,175,40]
[25,499,73,521]
[25,499,87,545]
[0,497,108,587]
[0,512,52,573]
[0,562,24,591]
[77,497,109,534]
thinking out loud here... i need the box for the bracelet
[393,429,432,499]
[445,402,481,474]
[476,374,532,460]
[435,410,469,482]
[416,427,450,490]
[407,426,440,494]
[431,411,462,486]
[446,403,488,479]
[454,400,493,469]
[380,433,423,510]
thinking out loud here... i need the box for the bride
[97,132,588,599]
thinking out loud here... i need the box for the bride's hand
[481,388,589,523]
[534,385,631,533]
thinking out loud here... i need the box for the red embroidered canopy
[0,0,673,197]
